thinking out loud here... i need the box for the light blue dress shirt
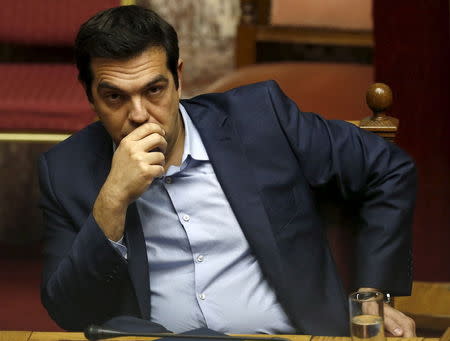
[111,105,296,334]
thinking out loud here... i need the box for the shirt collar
[164,104,209,176]
[179,103,209,163]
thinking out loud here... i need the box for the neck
[164,114,185,171]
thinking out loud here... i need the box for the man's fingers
[362,301,416,337]
[384,314,404,337]
[139,132,168,153]
[125,122,165,141]
[146,164,165,179]
[362,301,380,316]
[384,304,416,337]
[142,151,165,166]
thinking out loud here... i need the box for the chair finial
[360,83,398,142]
[366,82,393,115]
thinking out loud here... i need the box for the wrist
[100,177,130,209]
[93,185,127,242]
[358,288,392,305]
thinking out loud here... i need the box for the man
[39,5,416,337]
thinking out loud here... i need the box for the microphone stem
[94,331,289,341]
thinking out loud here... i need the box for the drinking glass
[349,291,385,341]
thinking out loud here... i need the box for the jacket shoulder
[194,79,280,99]
[182,80,285,113]
[42,121,110,162]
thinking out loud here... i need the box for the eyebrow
[97,75,169,93]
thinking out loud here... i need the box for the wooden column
[373,0,450,280]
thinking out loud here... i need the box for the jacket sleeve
[267,81,416,295]
[38,152,132,330]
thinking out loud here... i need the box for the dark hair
[74,5,179,101]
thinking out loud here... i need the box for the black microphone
[84,325,291,341]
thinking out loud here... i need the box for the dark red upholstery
[0,0,122,133]
[0,0,121,331]
[0,64,95,132]
[0,0,119,45]
[0,258,62,331]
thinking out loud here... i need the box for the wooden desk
[0,332,440,341]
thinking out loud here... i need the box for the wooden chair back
[236,0,373,67]
[394,282,450,337]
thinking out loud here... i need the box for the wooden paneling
[395,282,450,332]
[0,332,31,341]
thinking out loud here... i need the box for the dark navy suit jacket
[39,81,416,335]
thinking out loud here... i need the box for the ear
[177,58,183,97]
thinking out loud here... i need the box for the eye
[103,92,123,105]
[107,93,121,101]
[146,86,163,96]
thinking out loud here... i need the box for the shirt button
[199,293,206,300]
[165,177,172,184]
[196,254,204,263]
[182,214,190,222]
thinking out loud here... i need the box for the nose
[128,96,149,124]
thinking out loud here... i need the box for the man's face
[89,47,183,154]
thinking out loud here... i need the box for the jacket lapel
[124,203,151,319]
[182,100,286,291]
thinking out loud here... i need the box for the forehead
[90,47,170,89]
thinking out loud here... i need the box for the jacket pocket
[260,185,298,231]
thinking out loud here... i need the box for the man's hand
[93,123,167,241]
[383,303,416,337]
[358,288,416,337]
